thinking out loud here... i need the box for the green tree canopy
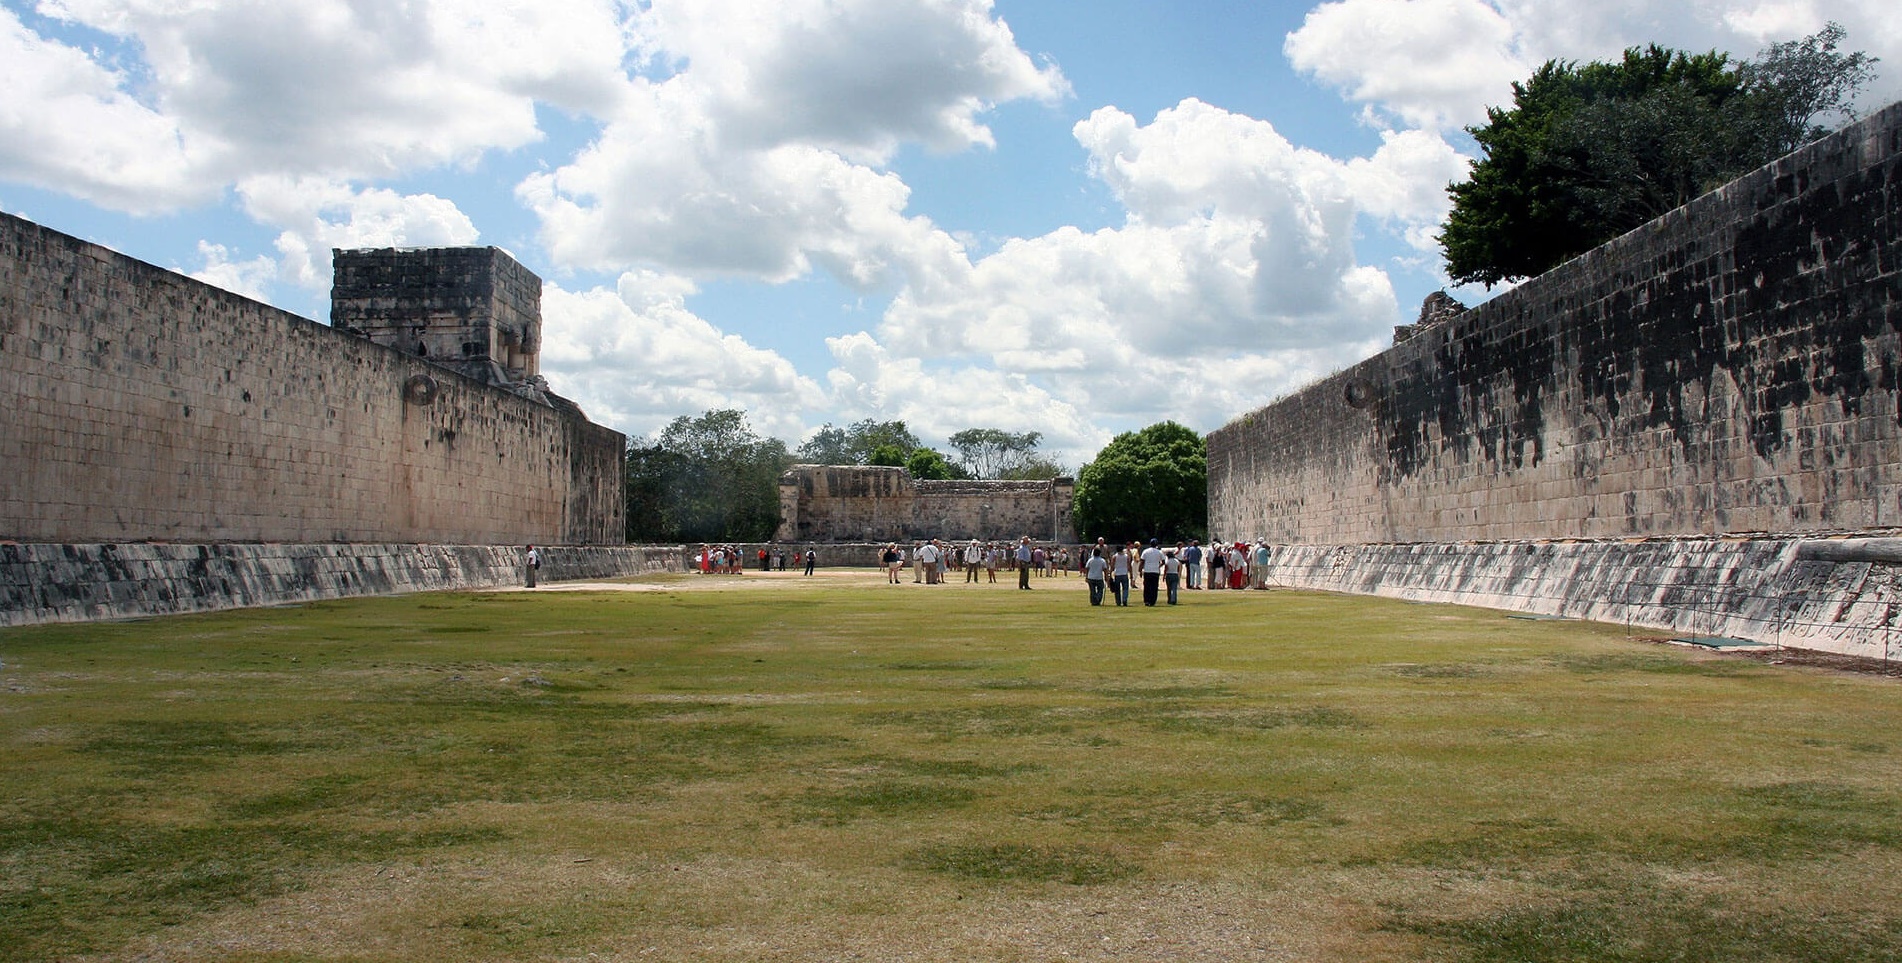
[867,443,908,468]
[947,428,1044,479]
[1441,25,1876,287]
[1001,454,1068,481]
[625,409,789,543]
[1072,421,1207,544]
[904,448,957,480]
[795,419,921,466]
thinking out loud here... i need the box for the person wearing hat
[1015,536,1034,589]
[1139,538,1165,606]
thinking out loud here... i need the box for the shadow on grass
[902,841,1140,886]
[1390,877,1902,963]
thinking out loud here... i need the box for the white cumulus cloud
[541,272,827,441]
[520,0,1065,287]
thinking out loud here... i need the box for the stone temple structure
[776,465,1076,544]
[331,246,548,397]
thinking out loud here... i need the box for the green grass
[3,573,1902,961]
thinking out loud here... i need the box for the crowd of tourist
[876,537,1073,586]
[683,536,1281,608]
[693,544,818,575]
[1075,537,1278,606]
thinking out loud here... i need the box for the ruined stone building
[776,465,1076,544]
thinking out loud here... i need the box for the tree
[624,409,789,543]
[1072,421,1206,543]
[867,443,908,468]
[1441,25,1877,287]
[794,424,854,465]
[1741,22,1879,155]
[795,418,922,466]
[948,428,1044,479]
[905,448,957,480]
[1001,455,1068,481]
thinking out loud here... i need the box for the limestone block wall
[1208,102,1902,545]
[331,246,542,384]
[1248,537,1902,662]
[0,542,685,626]
[775,466,1076,543]
[0,211,624,546]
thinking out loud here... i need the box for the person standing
[1139,539,1164,606]
[1016,536,1034,590]
[882,543,902,583]
[1164,547,1181,605]
[1252,541,1272,589]
[966,540,983,582]
[524,545,540,588]
[1208,541,1225,590]
[1109,543,1131,606]
[1183,539,1203,590]
[1084,548,1108,606]
[919,539,941,584]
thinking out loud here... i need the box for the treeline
[625,412,1073,543]
[624,411,1210,545]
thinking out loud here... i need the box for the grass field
[4,569,1902,961]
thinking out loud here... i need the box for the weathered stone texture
[331,246,542,386]
[0,212,624,546]
[1247,537,1902,661]
[0,542,684,626]
[775,466,1077,543]
[1209,102,1902,545]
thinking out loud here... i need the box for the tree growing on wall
[1072,421,1206,543]
[625,409,790,543]
[1441,24,1877,287]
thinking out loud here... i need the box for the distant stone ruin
[776,465,1076,544]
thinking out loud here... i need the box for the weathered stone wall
[1209,102,1902,544]
[0,211,625,546]
[331,246,542,385]
[1248,537,1902,661]
[775,466,1077,543]
[0,542,685,626]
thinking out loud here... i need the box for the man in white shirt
[919,540,941,584]
[1139,539,1165,606]
[1084,548,1108,605]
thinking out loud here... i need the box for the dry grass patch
[4,573,1902,960]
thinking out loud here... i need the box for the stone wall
[1247,537,1902,662]
[775,465,1076,543]
[1,542,686,626]
[1209,102,1902,545]
[0,212,625,547]
[331,246,542,386]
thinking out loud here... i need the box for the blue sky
[4,0,1897,469]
